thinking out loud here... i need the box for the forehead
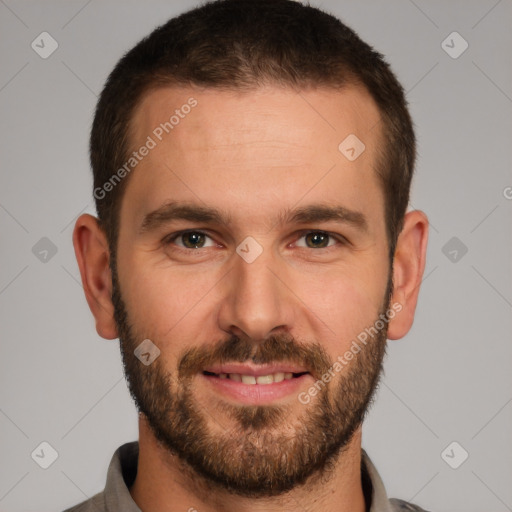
[123,84,384,232]
[131,83,382,152]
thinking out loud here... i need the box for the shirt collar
[361,448,396,512]
[104,441,394,512]
[103,441,140,512]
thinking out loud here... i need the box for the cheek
[119,254,220,342]
[300,266,388,349]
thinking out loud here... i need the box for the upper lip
[203,363,309,377]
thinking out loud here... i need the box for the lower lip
[201,373,313,405]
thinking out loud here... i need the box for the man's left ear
[387,209,429,340]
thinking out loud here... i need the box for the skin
[73,84,428,512]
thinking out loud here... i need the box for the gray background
[1,1,511,511]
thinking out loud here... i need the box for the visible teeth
[220,372,301,384]
[241,375,256,385]
[256,374,274,385]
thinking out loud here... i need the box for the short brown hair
[91,0,416,263]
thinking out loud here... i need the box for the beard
[111,263,392,498]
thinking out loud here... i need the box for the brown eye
[180,232,207,248]
[164,231,216,249]
[303,232,331,248]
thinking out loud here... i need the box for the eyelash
[162,230,348,251]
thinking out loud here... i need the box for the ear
[72,214,118,340]
[387,209,429,340]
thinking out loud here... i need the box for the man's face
[112,85,391,496]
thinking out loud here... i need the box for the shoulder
[389,497,431,512]
[61,491,105,512]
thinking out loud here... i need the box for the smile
[203,371,308,385]
[201,365,313,404]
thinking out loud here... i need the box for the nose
[217,246,295,342]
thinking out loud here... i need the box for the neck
[129,416,367,512]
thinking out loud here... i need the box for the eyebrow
[138,201,368,234]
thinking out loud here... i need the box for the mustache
[177,333,333,381]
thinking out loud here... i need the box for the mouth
[201,364,313,404]
[202,370,309,385]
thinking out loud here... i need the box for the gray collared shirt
[62,441,429,512]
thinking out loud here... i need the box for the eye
[164,230,217,249]
[295,231,342,249]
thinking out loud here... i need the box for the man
[68,0,429,510]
